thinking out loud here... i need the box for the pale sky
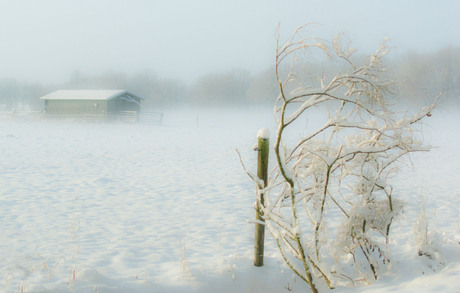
[0,0,458,84]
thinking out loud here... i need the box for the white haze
[0,0,459,84]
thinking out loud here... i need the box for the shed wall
[45,100,108,115]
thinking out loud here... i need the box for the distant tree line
[0,46,458,111]
[395,46,460,105]
[0,79,47,111]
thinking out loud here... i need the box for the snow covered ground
[1,107,459,293]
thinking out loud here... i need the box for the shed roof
[40,90,143,101]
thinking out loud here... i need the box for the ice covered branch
[252,23,439,290]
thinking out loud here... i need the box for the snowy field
[1,107,459,293]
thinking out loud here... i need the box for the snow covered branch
[254,23,439,290]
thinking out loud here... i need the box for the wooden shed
[40,90,143,121]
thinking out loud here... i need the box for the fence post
[254,128,269,267]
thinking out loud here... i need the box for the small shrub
[249,24,438,292]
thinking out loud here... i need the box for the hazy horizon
[0,0,459,85]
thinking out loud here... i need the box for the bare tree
[189,69,251,106]
[250,24,438,291]
[246,66,279,105]
[396,46,459,105]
